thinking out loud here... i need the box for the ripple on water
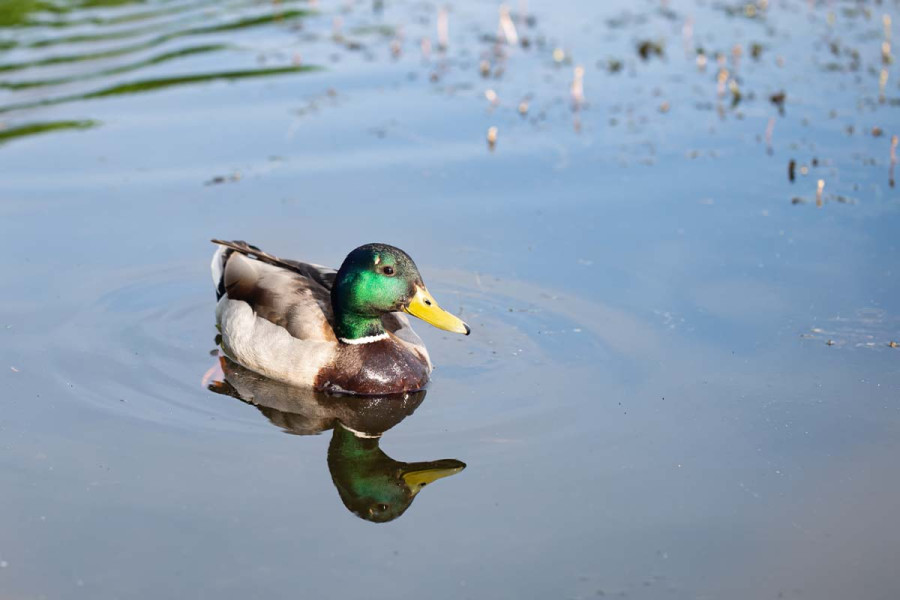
[48,262,645,433]
[48,264,260,432]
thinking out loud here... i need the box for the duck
[208,355,466,523]
[210,239,470,395]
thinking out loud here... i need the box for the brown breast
[314,336,431,395]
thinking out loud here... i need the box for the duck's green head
[328,425,466,523]
[331,243,470,342]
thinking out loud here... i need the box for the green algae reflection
[0,119,98,144]
[0,65,319,115]
[0,0,320,145]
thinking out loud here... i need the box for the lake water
[1,0,899,598]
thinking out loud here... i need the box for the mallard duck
[211,240,470,395]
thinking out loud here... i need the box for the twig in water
[890,135,898,187]
[437,7,449,50]
[765,117,775,154]
[571,65,585,108]
[486,126,498,151]
[498,5,519,46]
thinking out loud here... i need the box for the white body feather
[216,298,335,387]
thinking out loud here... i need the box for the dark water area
[1,0,899,598]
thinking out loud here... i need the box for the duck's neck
[334,310,387,344]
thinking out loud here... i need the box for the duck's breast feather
[314,337,430,395]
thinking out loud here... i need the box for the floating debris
[571,65,585,107]
[696,51,707,71]
[879,69,888,102]
[750,42,764,59]
[552,47,566,64]
[498,5,519,46]
[872,127,883,137]
[728,79,742,106]
[486,125,498,150]
[769,91,786,114]
[205,172,241,186]
[604,58,623,73]
[826,339,835,346]
[732,43,743,69]
[659,101,670,113]
[816,178,825,207]
[479,60,491,77]
[889,341,899,348]
[484,88,499,106]
[10,366,19,373]
[637,40,664,61]
[437,7,449,50]
[765,116,775,152]
[518,100,529,115]
[890,135,898,187]
[717,68,729,97]
[421,37,432,60]
[788,159,796,182]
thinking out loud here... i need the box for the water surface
[1,0,899,598]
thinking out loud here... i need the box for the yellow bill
[404,285,470,335]
[402,460,466,493]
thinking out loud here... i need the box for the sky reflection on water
[1,0,899,598]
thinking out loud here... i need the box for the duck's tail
[210,242,231,300]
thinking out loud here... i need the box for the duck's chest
[315,338,430,395]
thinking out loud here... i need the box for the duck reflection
[208,357,465,523]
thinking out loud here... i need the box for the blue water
[1,0,899,598]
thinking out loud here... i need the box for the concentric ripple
[44,261,634,433]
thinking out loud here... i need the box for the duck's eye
[378,503,389,511]
[382,266,395,276]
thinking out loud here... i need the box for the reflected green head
[328,426,466,524]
